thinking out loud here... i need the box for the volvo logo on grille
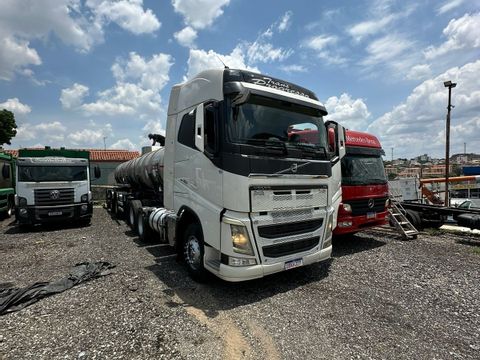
[291,163,298,173]
[50,190,60,200]
[368,198,375,209]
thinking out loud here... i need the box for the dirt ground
[1,208,479,359]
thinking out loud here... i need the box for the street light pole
[443,80,456,207]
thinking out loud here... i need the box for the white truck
[15,148,100,226]
[108,68,346,282]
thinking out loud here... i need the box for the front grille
[258,219,323,238]
[349,196,387,216]
[34,188,74,206]
[262,237,320,258]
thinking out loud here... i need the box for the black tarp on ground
[0,261,115,315]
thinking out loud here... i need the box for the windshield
[18,166,88,182]
[341,155,387,185]
[226,95,328,158]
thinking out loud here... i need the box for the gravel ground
[1,208,479,359]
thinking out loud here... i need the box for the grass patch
[472,247,480,255]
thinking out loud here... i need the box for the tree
[0,109,17,146]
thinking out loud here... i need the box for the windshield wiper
[242,138,288,156]
[287,143,327,158]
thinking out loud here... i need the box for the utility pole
[443,80,456,207]
[103,136,107,151]
[391,147,394,162]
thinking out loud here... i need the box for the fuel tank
[114,147,164,190]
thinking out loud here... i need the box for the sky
[0,0,479,159]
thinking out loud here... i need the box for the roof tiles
[2,149,140,162]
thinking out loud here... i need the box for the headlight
[341,203,352,213]
[385,198,391,208]
[230,224,254,255]
[18,197,27,207]
[81,194,88,202]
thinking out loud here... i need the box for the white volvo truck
[108,68,345,282]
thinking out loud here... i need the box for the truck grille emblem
[50,190,60,200]
[368,198,375,208]
[291,163,298,173]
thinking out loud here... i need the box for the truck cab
[334,130,389,235]
[162,69,346,281]
[15,148,97,226]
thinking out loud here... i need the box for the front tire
[183,223,208,282]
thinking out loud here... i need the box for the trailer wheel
[405,210,422,230]
[137,210,155,242]
[129,200,142,232]
[183,223,208,282]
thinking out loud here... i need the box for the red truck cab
[334,130,389,235]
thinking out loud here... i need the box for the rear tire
[183,223,208,282]
[137,210,155,242]
[129,200,142,233]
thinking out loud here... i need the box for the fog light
[81,204,88,213]
[19,208,28,216]
[228,256,257,267]
[338,221,353,228]
[342,203,352,213]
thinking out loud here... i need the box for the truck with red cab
[334,130,389,235]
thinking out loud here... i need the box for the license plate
[48,211,62,216]
[284,258,303,270]
[367,212,376,219]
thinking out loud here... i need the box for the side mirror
[2,164,10,179]
[94,166,101,179]
[195,103,205,152]
[325,121,346,160]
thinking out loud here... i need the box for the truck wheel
[406,210,422,230]
[183,223,208,282]
[129,200,142,232]
[137,210,155,242]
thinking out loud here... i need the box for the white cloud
[111,138,137,150]
[15,121,67,143]
[73,52,174,117]
[279,64,307,73]
[278,11,293,32]
[302,35,346,65]
[325,94,371,130]
[0,0,160,81]
[60,83,89,109]
[172,0,230,30]
[185,48,259,80]
[367,60,480,158]
[68,123,113,146]
[424,12,480,59]
[0,37,42,81]
[246,40,292,64]
[437,0,464,15]
[86,0,161,35]
[174,26,198,47]
[361,34,414,66]
[143,120,166,135]
[0,98,31,115]
[348,15,395,42]
[405,64,432,81]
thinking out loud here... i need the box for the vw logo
[368,198,375,209]
[50,190,60,200]
[291,163,298,173]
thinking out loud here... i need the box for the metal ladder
[388,188,419,240]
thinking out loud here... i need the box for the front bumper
[214,245,332,282]
[16,203,93,225]
[334,211,388,235]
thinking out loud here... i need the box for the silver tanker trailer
[107,68,346,282]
